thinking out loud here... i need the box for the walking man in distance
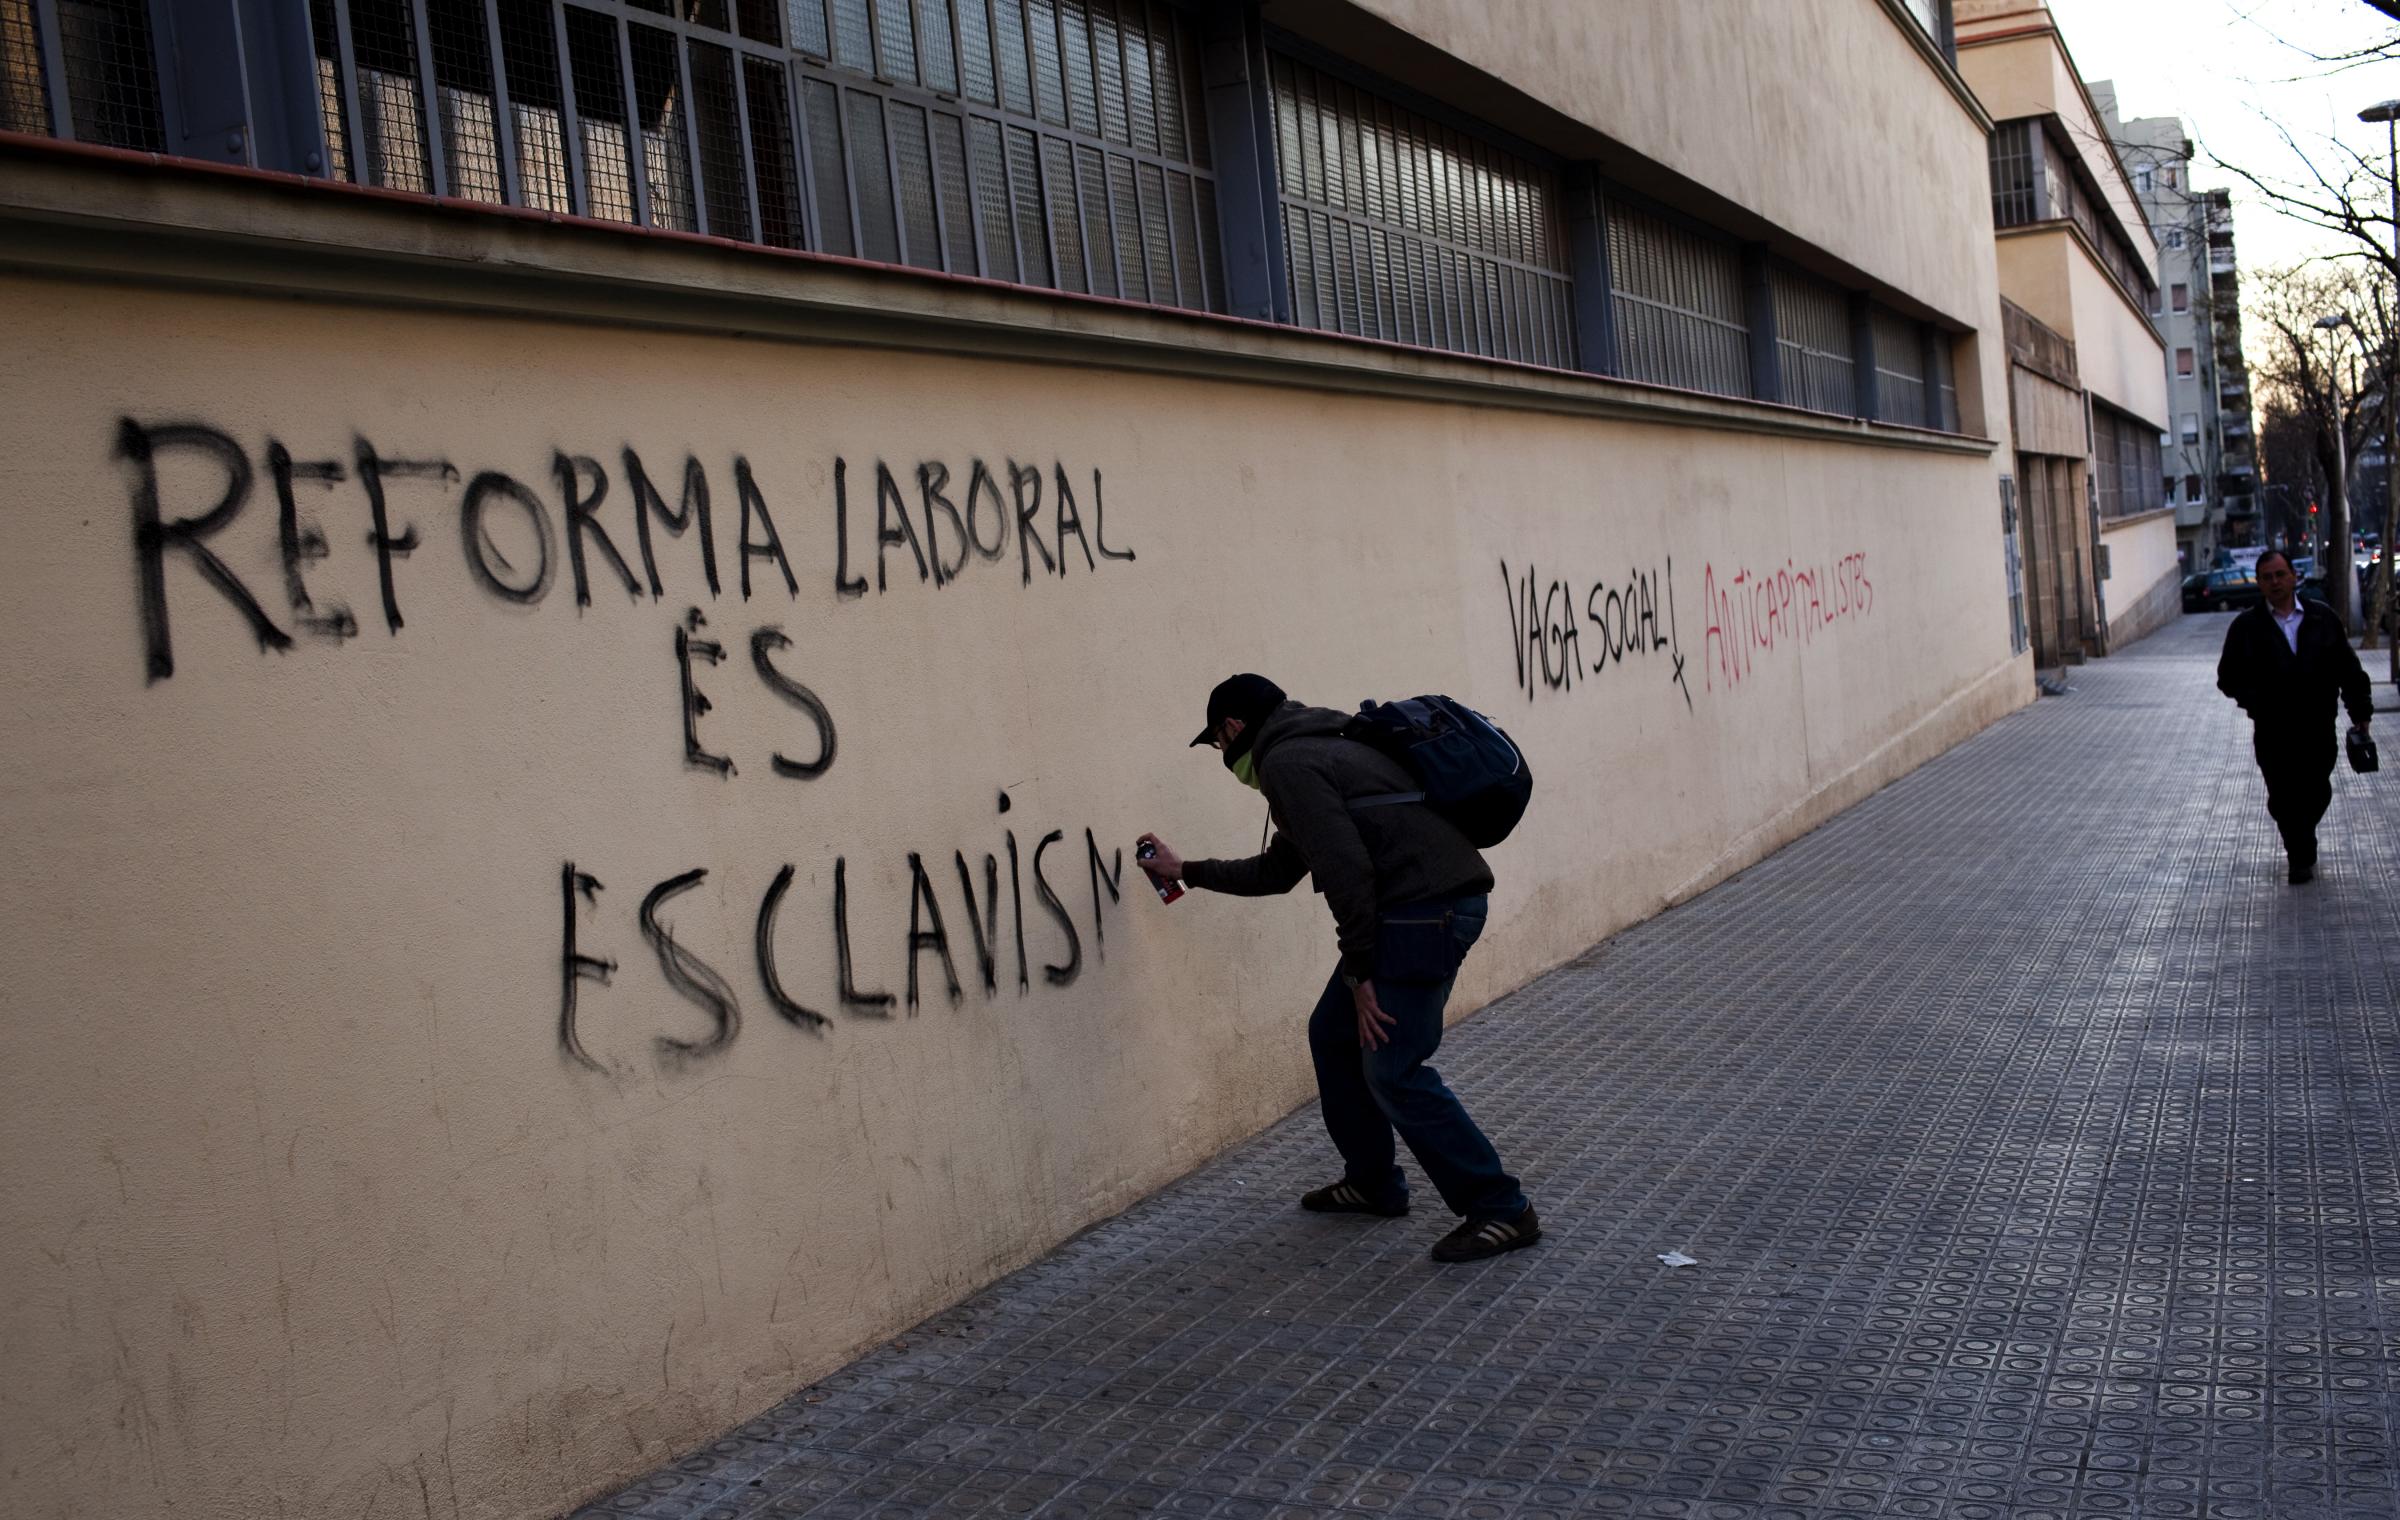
[2215,548,2373,884]
[1137,674,1539,1263]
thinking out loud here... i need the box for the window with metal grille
[296,0,1218,302]
[2023,121,2156,315]
[2001,476,2027,656]
[787,0,1220,309]
[307,0,794,239]
[1606,199,1749,398]
[2,0,165,146]
[1989,119,2036,228]
[2123,413,2157,514]
[1769,265,1854,416]
[1870,305,1927,428]
[2088,405,2160,519]
[3,0,52,134]
[1931,331,1958,433]
[2090,408,2120,520]
[1264,52,1571,367]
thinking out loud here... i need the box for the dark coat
[2216,600,2373,740]
[1184,700,1494,980]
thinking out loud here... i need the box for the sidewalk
[578,614,2400,1520]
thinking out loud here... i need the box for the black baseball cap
[1189,674,1286,746]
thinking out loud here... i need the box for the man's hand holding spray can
[1135,834,1184,904]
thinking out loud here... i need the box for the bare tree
[2257,395,2320,548]
[2214,119,2398,283]
[2228,3,2400,78]
[2258,394,2318,525]
[2205,5,2398,275]
[2246,262,2395,623]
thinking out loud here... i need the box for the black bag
[2348,725,2379,775]
[1341,695,1532,847]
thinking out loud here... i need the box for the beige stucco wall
[2064,257,2170,429]
[1995,230,2074,338]
[1995,231,2168,429]
[1345,0,1993,329]
[0,255,2029,1520]
[2101,509,2183,647]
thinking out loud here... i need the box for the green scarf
[1229,749,1261,790]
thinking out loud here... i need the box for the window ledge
[0,134,1993,456]
[1994,221,2162,337]
[1870,0,1988,132]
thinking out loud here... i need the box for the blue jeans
[1305,895,1527,1221]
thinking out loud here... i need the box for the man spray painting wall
[1136,675,1542,1265]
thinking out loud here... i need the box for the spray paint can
[1136,840,1184,904]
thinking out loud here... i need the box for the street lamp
[2315,312,2357,630]
[2359,98,2398,680]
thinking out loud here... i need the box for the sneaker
[1430,1207,1541,1264]
[1299,1181,1409,1217]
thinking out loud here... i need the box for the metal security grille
[2001,475,2028,657]
[1989,118,2036,228]
[1606,199,1749,398]
[2033,125,2155,311]
[2092,405,2131,518]
[1932,334,1958,433]
[2,0,164,146]
[790,0,1220,308]
[1,0,46,133]
[1266,52,1571,367]
[2107,409,2159,517]
[1770,265,1854,416]
[298,0,1220,303]
[308,0,796,236]
[1871,304,1927,428]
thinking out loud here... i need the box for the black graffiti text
[1502,557,1691,712]
[556,819,1126,1072]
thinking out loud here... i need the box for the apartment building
[2109,100,2261,566]
[0,3,2026,1515]
[1959,0,2175,659]
[2202,189,2264,541]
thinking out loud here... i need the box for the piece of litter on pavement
[1657,1250,1699,1268]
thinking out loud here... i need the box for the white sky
[2042,0,2398,272]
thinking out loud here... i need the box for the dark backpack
[1341,695,1532,848]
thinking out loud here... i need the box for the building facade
[2108,102,2261,565]
[0,3,2029,1517]
[1958,0,2175,660]
[2202,189,2264,545]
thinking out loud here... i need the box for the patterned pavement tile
[577,615,2400,1518]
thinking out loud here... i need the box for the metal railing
[1772,264,1855,417]
[2,0,165,148]
[1606,198,1750,400]
[1870,303,1928,427]
[0,0,1973,436]
[293,0,1223,307]
[1267,50,1572,368]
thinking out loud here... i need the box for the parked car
[2188,565,2260,613]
